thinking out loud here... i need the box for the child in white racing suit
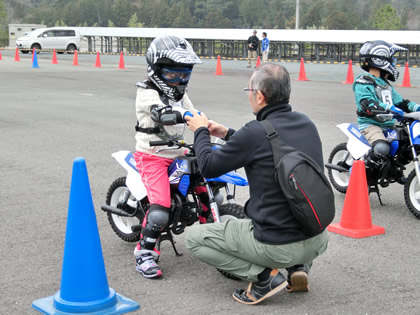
[133,35,207,278]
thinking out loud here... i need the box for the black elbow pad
[359,98,386,116]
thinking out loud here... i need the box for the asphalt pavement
[1,51,420,315]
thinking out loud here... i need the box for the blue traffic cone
[32,49,39,68]
[32,157,139,314]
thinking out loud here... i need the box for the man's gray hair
[250,63,291,104]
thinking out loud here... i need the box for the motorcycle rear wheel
[216,203,246,280]
[106,177,145,242]
[327,142,353,193]
[403,169,420,219]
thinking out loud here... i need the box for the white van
[15,27,81,54]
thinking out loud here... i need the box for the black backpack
[260,120,335,236]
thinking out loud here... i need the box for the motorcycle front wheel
[403,169,420,219]
[219,203,246,221]
[327,142,353,193]
[106,177,146,242]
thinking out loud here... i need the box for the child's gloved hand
[390,105,404,116]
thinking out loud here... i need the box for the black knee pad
[140,204,170,250]
[372,140,390,159]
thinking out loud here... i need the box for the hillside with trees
[1,0,420,31]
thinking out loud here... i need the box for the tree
[204,9,231,28]
[128,13,144,28]
[273,11,286,29]
[112,0,135,27]
[55,19,66,26]
[173,2,194,28]
[0,0,7,46]
[239,0,263,28]
[301,1,323,29]
[0,0,6,23]
[373,4,402,30]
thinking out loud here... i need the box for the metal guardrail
[80,36,420,65]
[1,46,419,68]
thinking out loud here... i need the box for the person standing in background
[261,32,270,62]
[247,30,259,68]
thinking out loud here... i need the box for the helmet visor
[391,57,397,66]
[161,68,192,83]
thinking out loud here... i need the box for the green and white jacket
[353,73,419,131]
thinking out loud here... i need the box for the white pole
[296,0,300,30]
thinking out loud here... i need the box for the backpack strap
[260,119,296,165]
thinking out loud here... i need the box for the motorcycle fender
[337,123,371,159]
[206,171,249,186]
[410,121,420,146]
[112,151,147,200]
[126,171,147,200]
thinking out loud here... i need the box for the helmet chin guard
[146,36,202,101]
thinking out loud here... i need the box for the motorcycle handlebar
[149,140,172,147]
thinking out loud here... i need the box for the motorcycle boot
[134,204,170,278]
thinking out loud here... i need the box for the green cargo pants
[186,219,328,282]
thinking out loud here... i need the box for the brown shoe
[232,269,288,305]
[286,265,309,292]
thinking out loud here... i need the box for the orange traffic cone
[327,160,385,238]
[32,47,36,62]
[256,56,261,68]
[118,51,125,69]
[52,49,58,64]
[0,49,3,60]
[297,58,308,81]
[14,48,20,61]
[401,62,411,88]
[214,55,223,75]
[94,51,101,68]
[342,59,354,84]
[72,50,79,66]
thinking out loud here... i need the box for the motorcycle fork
[117,188,131,208]
[205,182,222,223]
[406,122,420,182]
[225,184,236,204]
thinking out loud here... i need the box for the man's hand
[185,110,209,132]
[208,120,228,139]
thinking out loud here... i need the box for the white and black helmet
[359,40,407,82]
[146,36,202,102]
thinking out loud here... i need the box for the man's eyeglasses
[244,88,258,93]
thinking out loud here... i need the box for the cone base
[327,222,385,238]
[32,290,140,314]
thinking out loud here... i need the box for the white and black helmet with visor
[359,40,407,82]
[146,35,202,102]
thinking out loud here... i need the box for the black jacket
[193,103,324,244]
[247,35,259,51]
